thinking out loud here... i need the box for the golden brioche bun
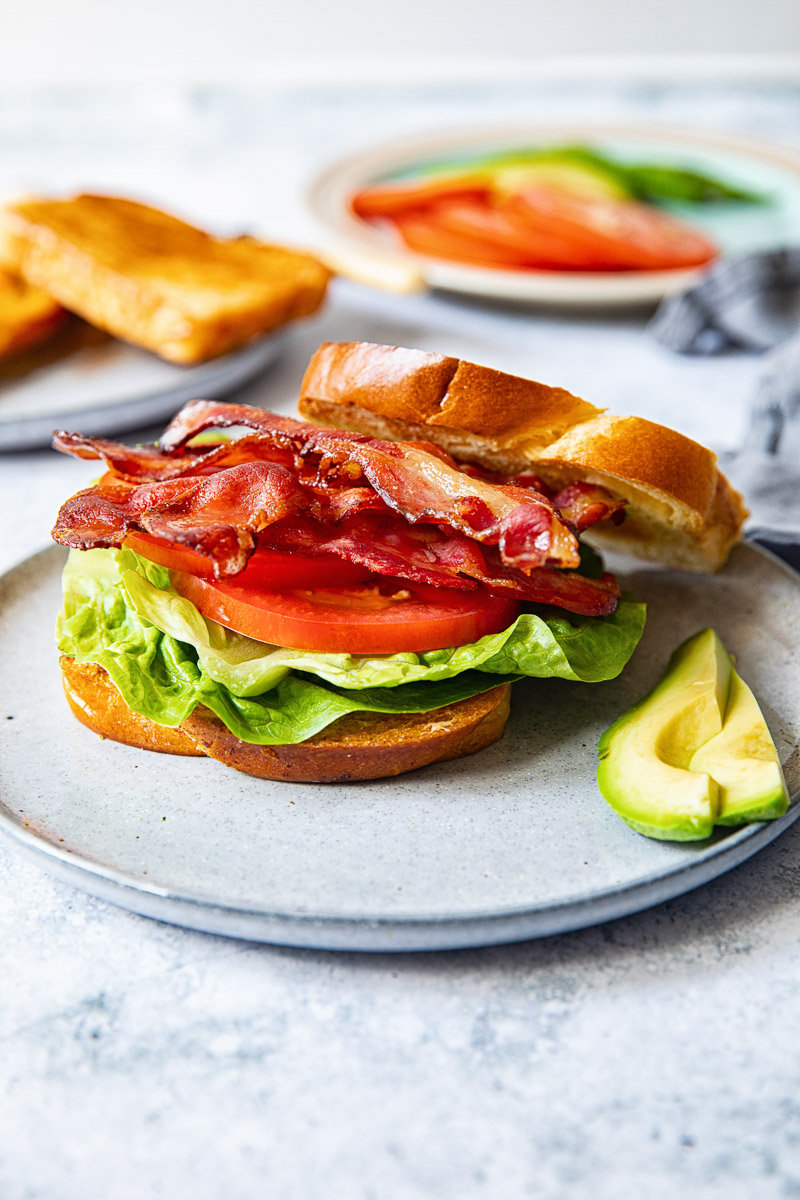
[299,341,747,572]
[61,657,511,784]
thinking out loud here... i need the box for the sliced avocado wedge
[690,670,789,825]
[598,629,789,841]
[490,161,627,201]
[597,629,731,841]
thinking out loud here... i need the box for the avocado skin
[597,628,789,842]
[616,813,717,843]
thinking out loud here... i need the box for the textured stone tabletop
[1,77,800,1199]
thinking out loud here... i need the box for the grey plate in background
[0,330,285,451]
[0,542,797,951]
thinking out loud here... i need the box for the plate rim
[0,330,286,453]
[0,540,798,951]
[305,122,800,306]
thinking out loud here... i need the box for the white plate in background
[306,124,800,307]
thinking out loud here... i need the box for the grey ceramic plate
[0,330,285,452]
[0,542,798,952]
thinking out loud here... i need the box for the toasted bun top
[299,341,747,572]
[304,341,600,448]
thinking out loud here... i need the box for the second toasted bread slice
[0,267,66,362]
[0,194,330,364]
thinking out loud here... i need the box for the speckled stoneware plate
[0,542,798,952]
[0,329,285,452]
[306,124,800,307]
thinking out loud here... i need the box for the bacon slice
[550,482,626,532]
[156,401,581,569]
[158,402,327,455]
[52,401,626,613]
[478,546,620,615]
[53,462,309,576]
[307,485,393,523]
[51,429,301,481]
[260,515,620,616]
[469,470,627,534]
[263,515,487,592]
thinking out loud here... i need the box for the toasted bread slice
[299,341,747,572]
[61,657,511,783]
[0,194,330,364]
[0,267,66,361]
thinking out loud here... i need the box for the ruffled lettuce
[56,547,646,745]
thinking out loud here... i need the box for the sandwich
[51,343,746,783]
[0,194,330,364]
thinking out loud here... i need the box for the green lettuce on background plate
[56,548,646,747]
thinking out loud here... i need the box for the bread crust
[0,267,66,361]
[62,658,203,756]
[0,194,330,364]
[299,341,747,572]
[61,657,511,783]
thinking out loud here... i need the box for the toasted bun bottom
[61,657,511,783]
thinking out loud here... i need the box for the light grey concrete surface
[1,77,800,1199]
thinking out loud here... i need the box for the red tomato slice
[124,531,369,589]
[510,188,718,271]
[431,198,614,270]
[170,570,520,654]
[392,210,534,270]
[351,175,490,219]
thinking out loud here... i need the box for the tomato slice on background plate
[170,570,520,654]
[351,175,490,219]
[509,188,718,270]
[420,198,616,270]
[392,210,534,270]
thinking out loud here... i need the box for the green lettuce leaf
[56,549,516,745]
[115,548,646,691]
[56,547,645,745]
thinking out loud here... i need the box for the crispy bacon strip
[52,462,309,576]
[260,515,620,616]
[156,401,581,569]
[51,429,300,481]
[308,485,392,523]
[52,402,626,610]
[263,515,487,592]
[550,482,626,532]
[158,402,329,454]
[478,546,620,615]
[469,470,627,534]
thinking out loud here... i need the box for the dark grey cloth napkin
[649,248,800,555]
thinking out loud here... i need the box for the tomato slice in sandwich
[125,530,369,589]
[126,531,520,654]
[170,573,519,654]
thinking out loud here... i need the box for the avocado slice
[598,629,731,841]
[690,670,789,825]
[598,629,789,841]
[490,161,627,201]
